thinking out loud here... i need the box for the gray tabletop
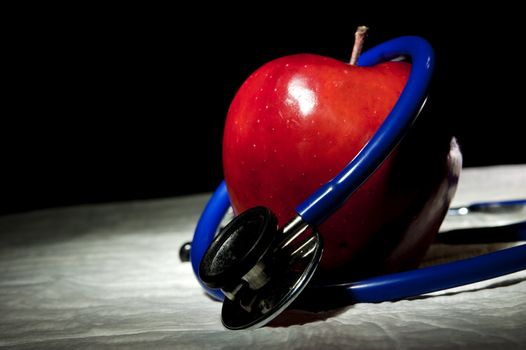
[1,165,525,349]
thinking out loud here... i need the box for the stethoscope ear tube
[309,242,526,304]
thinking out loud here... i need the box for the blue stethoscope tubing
[191,36,526,303]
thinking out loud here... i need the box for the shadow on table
[268,306,350,327]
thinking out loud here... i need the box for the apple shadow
[267,305,351,328]
[265,286,357,327]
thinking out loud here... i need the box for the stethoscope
[182,36,526,330]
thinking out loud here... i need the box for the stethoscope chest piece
[199,206,323,329]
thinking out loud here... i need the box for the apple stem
[349,26,369,66]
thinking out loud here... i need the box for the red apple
[223,53,461,279]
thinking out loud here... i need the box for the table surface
[1,165,525,349]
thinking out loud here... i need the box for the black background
[2,7,524,216]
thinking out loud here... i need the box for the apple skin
[223,54,461,279]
